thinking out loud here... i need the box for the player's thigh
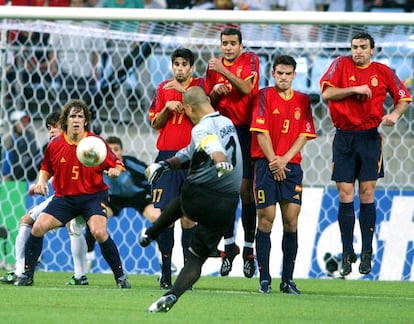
[357,131,384,181]
[331,132,356,182]
[254,159,279,209]
[151,169,186,209]
[33,213,62,235]
[280,200,301,231]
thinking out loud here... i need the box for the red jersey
[206,51,260,126]
[40,132,125,197]
[250,87,316,164]
[11,0,44,5]
[320,56,412,131]
[149,77,206,151]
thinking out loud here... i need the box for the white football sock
[15,225,32,276]
[70,233,87,278]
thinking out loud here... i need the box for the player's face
[108,143,123,160]
[272,64,295,92]
[351,38,373,67]
[220,34,243,62]
[172,58,194,83]
[67,107,87,136]
[47,123,63,140]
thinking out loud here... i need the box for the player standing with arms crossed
[320,32,412,276]
[206,27,260,278]
[14,99,130,288]
[149,48,206,289]
[250,55,316,294]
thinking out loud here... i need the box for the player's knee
[20,214,34,226]
[90,227,108,243]
[31,223,48,237]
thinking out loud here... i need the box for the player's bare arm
[382,100,409,126]
[32,172,51,196]
[322,84,372,101]
[151,101,183,129]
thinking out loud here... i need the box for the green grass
[1,272,413,323]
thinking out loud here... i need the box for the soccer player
[148,48,205,289]
[14,99,131,288]
[140,86,242,312]
[83,135,160,271]
[250,55,316,294]
[206,27,260,278]
[320,32,412,276]
[0,112,89,286]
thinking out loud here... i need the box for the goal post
[0,7,413,280]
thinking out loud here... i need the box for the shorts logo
[60,157,66,163]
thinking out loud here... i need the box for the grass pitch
[1,272,413,323]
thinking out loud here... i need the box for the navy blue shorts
[236,125,253,180]
[42,190,109,225]
[253,159,303,209]
[332,128,384,182]
[152,150,187,209]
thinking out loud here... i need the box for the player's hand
[381,112,400,127]
[215,161,233,177]
[105,167,121,178]
[212,83,230,95]
[32,183,49,196]
[163,80,186,93]
[28,184,36,196]
[145,161,170,184]
[208,57,225,73]
[354,84,372,99]
[166,100,184,113]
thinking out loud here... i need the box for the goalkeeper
[139,86,242,313]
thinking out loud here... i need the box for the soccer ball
[76,136,107,167]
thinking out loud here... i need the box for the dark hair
[60,99,91,132]
[220,28,242,44]
[106,136,123,149]
[45,111,61,128]
[272,55,297,71]
[352,32,375,49]
[171,48,195,66]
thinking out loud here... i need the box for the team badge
[294,108,301,120]
[371,76,378,87]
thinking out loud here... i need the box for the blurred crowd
[0,0,413,12]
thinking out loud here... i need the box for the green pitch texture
[1,273,413,323]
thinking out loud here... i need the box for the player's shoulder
[293,89,311,101]
[48,133,65,146]
[243,51,259,59]
[371,60,393,72]
[259,86,275,94]
[123,155,147,166]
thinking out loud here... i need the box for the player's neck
[65,130,87,144]
[180,77,193,89]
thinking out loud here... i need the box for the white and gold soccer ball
[76,136,107,167]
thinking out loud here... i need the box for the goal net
[0,8,413,281]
